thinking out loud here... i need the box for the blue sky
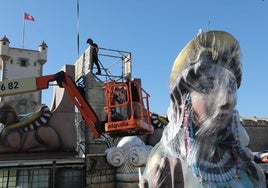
[1,1,268,118]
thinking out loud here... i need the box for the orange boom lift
[0,71,154,137]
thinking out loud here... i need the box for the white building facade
[0,35,47,114]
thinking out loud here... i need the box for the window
[19,58,29,67]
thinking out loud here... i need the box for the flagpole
[22,13,25,48]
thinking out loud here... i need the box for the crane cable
[77,0,80,56]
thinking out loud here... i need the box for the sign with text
[0,77,37,97]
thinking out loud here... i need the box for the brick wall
[86,154,116,188]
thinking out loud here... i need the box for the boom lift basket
[103,80,154,136]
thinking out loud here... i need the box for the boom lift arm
[0,71,101,137]
[0,71,154,137]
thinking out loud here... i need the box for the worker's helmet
[169,30,242,93]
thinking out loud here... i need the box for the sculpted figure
[140,31,266,187]
[0,102,61,152]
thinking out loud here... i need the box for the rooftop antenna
[207,20,210,31]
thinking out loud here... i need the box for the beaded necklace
[183,93,194,158]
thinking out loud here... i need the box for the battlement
[241,117,268,152]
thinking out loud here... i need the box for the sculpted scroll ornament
[106,147,125,167]
[106,136,152,182]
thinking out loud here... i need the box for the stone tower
[0,35,48,114]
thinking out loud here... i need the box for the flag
[24,12,35,21]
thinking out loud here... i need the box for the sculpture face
[188,64,238,128]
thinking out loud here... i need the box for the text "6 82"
[1,81,19,91]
